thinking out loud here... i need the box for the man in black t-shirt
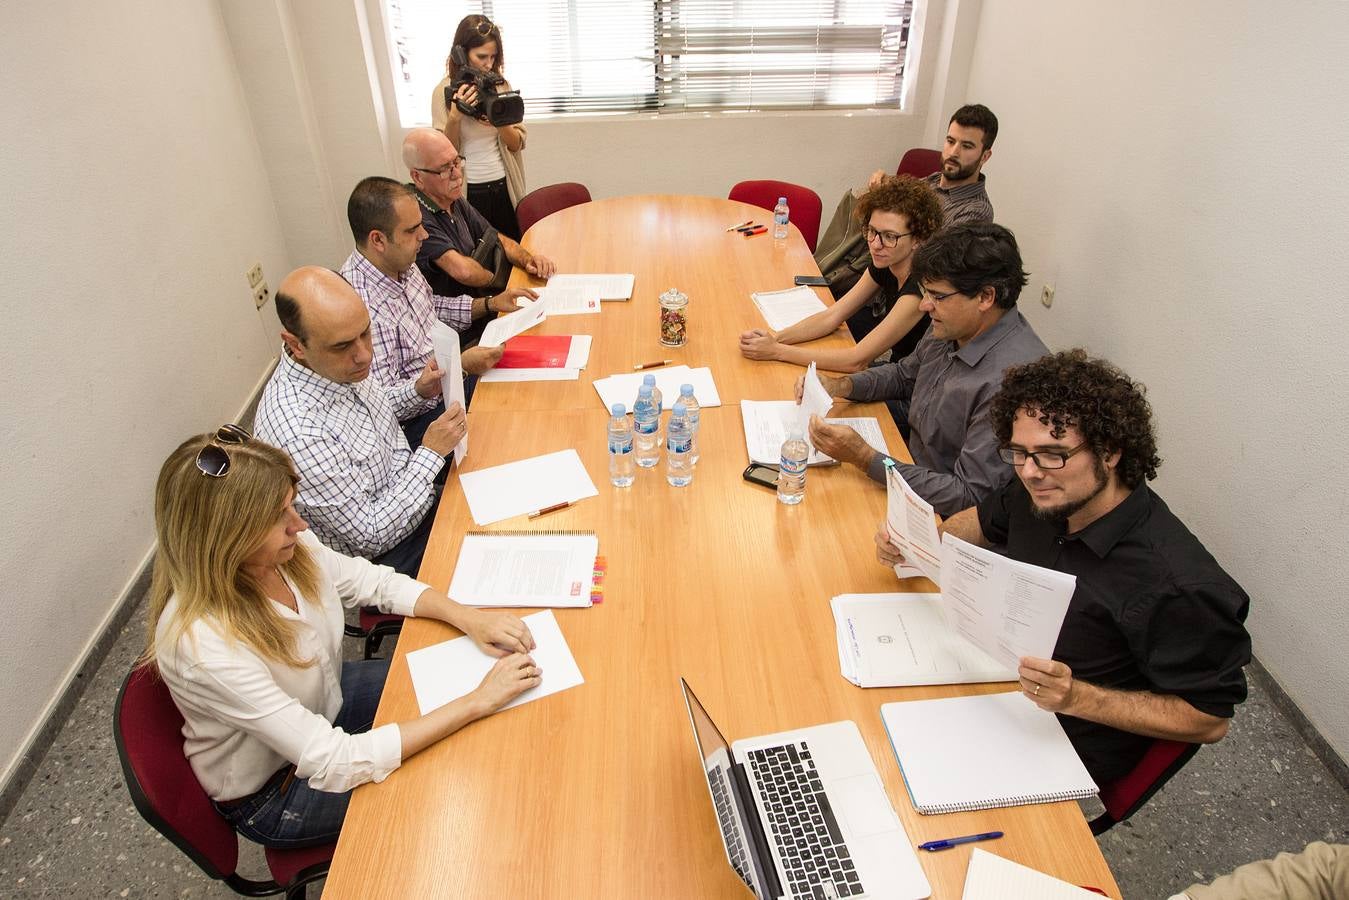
[877,350,1251,785]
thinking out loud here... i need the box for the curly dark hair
[854,175,944,242]
[911,222,1028,309]
[990,349,1162,489]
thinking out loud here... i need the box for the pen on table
[528,500,573,519]
[725,219,754,231]
[918,831,1003,852]
[742,226,767,236]
[633,359,674,370]
[735,224,760,233]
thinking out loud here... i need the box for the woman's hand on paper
[738,328,780,360]
[462,609,537,657]
[1019,656,1074,712]
[474,652,543,710]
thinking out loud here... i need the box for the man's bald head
[402,128,465,209]
[276,267,374,384]
[401,127,447,170]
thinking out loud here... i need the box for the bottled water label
[668,436,692,453]
[780,456,806,476]
[609,437,632,454]
[635,418,658,435]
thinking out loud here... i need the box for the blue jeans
[214,657,391,849]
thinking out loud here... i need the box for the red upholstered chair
[1089,739,1200,834]
[113,666,335,899]
[727,180,823,252]
[515,182,592,235]
[895,147,942,179]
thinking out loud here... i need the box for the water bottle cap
[642,373,656,386]
[638,384,652,396]
[610,403,626,416]
[672,402,687,416]
[778,196,787,204]
[680,383,694,395]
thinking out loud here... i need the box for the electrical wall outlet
[1040,283,1055,308]
[253,281,271,309]
[246,262,264,288]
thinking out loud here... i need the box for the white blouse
[460,115,506,184]
[155,530,425,800]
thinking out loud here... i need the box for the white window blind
[383,0,912,126]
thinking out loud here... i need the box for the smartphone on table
[793,275,829,287]
[742,463,780,490]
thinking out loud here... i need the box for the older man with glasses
[801,222,1049,517]
[878,350,1251,786]
[402,128,554,343]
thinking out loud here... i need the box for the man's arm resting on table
[1019,657,1231,744]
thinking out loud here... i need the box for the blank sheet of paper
[592,366,722,411]
[458,449,599,526]
[430,321,467,462]
[405,610,584,715]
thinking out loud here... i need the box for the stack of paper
[591,365,722,411]
[458,450,599,526]
[405,610,585,715]
[547,273,634,301]
[448,531,600,608]
[740,401,888,466]
[751,285,828,331]
[480,335,592,383]
[831,592,1016,687]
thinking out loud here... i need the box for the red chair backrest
[895,147,942,179]
[114,666,241,879]
[516,182,593,236]
[727,179,823,252]
[1099,738,1199,822]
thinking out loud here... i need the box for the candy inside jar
[659,288,688,347]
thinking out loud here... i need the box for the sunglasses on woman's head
[196,424,251,478]
[473,18,498,37]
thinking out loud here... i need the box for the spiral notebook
[880,691,1097,815]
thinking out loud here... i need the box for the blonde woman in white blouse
[143,426,540,848]
[432,14,526,239]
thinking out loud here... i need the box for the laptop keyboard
[709,764,755,890]
[748,743,865,898]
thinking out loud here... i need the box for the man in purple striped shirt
[340,176,535,447]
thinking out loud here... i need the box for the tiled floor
[1,596,1345,898]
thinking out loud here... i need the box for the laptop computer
[680,678,931,899]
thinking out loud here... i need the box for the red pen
[742,226,767,236]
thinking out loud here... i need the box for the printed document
[740,401,887,466]
[547,273,634,301]
[448,532,599,608]
[406,610,584,715]
[480,299,547,347]
[798,362,835,449]
[884,464,942,584]
[525,285,601,315]
[429,321,467,463]
[458,449,599,526]
[939,533,1076,671]
[831,593,1015,687]
[592,365,722,411]
[751,285,829,331]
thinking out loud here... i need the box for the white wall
[964,1,1349,759]
[0,1,289,782]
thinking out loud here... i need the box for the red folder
[496,335,574,369]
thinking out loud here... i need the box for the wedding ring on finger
[1034,683,1041,696]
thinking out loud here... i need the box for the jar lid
[659,288,688,306]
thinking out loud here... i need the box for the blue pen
[918,830,1003,852]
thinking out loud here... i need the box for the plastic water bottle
[633,385,661,469]
[608,403,635,487]
[666,401,694,487]
[773,196,790,240]
[642,373,663,415]
[678,383,701,464]
[777,427,808,504]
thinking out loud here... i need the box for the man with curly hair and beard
[877,350,1251,784]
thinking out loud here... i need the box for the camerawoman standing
[431,15,527,240]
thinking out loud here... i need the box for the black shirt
[410,186,493,299]
[844,265,927,362]
[977,479,1251,784]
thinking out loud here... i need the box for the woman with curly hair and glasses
[739,175,944,373]
[142,427,541,848]
[431,14,527,240]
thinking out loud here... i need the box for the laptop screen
[680,678,765,897]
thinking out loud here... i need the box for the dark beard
[943,158,979,181]
[1029,457,1109,523]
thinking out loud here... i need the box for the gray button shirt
[849,309,1048,516]
[925,172,994,225]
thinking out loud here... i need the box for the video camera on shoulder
[446,45,524,127]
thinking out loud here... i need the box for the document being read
[884,463,941,584]
[740,401,887,466]
[939,533,1076,671]
[524,285,601,315]
[429,321,467,463]
[480,298,547,347]
[448,532,599,608]
[405,610,584,716]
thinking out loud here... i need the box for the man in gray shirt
[870,104,998,226]
[805,223,1048,517]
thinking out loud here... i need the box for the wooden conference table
[323,196,1119,899]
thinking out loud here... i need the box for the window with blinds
[384,0,913,125]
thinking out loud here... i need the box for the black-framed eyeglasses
[919,284,967,303]
[196,424,251,478]
[862,225,912,248]
[998,441,1090,470]
[415,156,467,178]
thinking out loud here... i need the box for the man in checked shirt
[254,267,462,577]
[340,176,536,448]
